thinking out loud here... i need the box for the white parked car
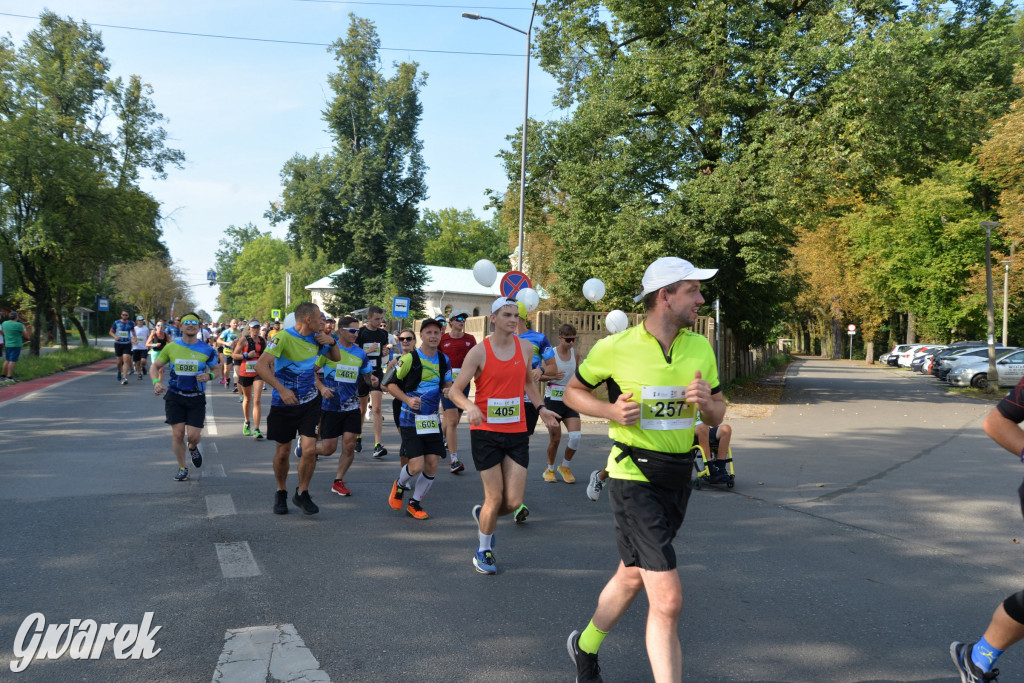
[947,349,1024,389]
[897,344,931,368]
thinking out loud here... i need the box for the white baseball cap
[633,257,717,302]
[491,297,518,314]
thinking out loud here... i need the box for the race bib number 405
[486,397,521,424]
[640,385,694,431]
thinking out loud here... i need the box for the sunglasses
[342,327,359,334]
[121,314,129,318]
[452,317,467,322]
[398,336,415,342]
[562,337,576,343]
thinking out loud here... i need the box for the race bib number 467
[639,385,694,431]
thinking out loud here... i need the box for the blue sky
[1,1,560,316]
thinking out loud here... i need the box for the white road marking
[214,542,260,578]
[212,624,331,682]
[209,441,219,453]
[207,411,218,435]
[206,464,226,477]
[206,494,236,517]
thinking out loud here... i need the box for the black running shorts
[131,349,148,362]
[543,398,579,421]
[163,391,206,429]
[524,401,539,436]
[470,430,529,471]
[114,342,132,357]
[399,426,445,459]
[320,408,362,439]
[608,478,693,572]
[238,375,261,388]
[267,397,321,443]
[357,369,384,397]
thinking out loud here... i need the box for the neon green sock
[577,620,608,655]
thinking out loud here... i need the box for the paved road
[0,357,1020,681]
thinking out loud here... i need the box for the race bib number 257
[639,385,694,431]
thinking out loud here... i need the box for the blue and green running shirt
[518,329,555,404]
[110,319,134,344]
[575,324,720,482]
[315,344,373,413]
[394,349,453,428]
[155,339,218,397]
[264,327,331,407]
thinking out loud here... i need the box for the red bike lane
[0,356,119,407]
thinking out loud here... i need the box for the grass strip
[6,346,113,382]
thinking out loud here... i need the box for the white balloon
[605,309,629,334]
[473,259,498,287]
[582,278,606,302]
[517,287,540,312]
[283,312,295,329]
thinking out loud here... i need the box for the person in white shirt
[131,316,151,379]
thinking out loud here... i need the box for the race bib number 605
[640,385,694,431]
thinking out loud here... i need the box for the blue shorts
[5,346,21,363]
[441,384,470,412]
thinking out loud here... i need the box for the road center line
[215,542,260,578]
[206,494,236,517]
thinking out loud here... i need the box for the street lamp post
[1002,241,1017,347]
[462,1,538,274]
[982,220,1001,391]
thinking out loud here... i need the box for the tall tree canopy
[493,0,1017,347]
[269,14,429,314]
[0,12,183,351]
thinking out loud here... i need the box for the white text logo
[10,612,161,673]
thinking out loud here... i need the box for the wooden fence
[414,310,777,386]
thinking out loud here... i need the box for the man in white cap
[448,297,559,574]
[563,256,725,683]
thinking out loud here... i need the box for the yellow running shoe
[558,465,576,484]
[543,468,556,483]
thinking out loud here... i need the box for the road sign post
[847,324,856,360]
[499,271,531,299]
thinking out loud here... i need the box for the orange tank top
[472,337,527,433]
[238,336,265,377]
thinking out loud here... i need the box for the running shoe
[388,480,406,510]
[567,630,603,682]
[117,372,122,382]
[237,395,243,403]
[138,373,144,380]
[189,444,202,468]
[543,468,556,483]
[406,499,429,520]
[473,549,497,575]
[558,465,576,484]
[253,429,264,441]
[219,377,226,384]
[293,443,303,460]
[450,457,465,474]
[372,443,388,459]
[173,467,189,482]
[120,377,128,385]
[513,503,530,524]
[587,470,605,502]
[331,479,351,496]
[355,435,362,453]
[232,386,239,394]
[292,488,319,515]
[950,642,999,682]
[242,422,252,436]
[273,490,288,515]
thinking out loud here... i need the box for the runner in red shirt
[439,309,476,474]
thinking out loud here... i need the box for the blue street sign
[206,269,217,282]
[97,297,109,312]
[392,296,411,319]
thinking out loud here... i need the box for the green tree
[506,0,1017,346]
[111,257,193,323]
[0,12,182,352]
[214,223,262,312]
[418,207,507,268]
[269,15,428,314]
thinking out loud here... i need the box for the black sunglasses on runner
[563,337,576,343]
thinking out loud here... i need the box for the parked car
[897,344,933,368]
[948,349,1024,388]
[887,344,918,367]
[931,346,983,377]
[937,346,1018,380]
[911,346,947,373]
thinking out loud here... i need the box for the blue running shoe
[473,549,497,575]
[294,443,302,460]
[950,642,999,682]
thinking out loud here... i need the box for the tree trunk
[53,307,67,351]
[831,318,843,358]
[906,311,917,344]
[69,313,89,346]
[865,340,875,365]
[30,301,46,356]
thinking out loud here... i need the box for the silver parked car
[947,349,1024,389]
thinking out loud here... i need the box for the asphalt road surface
[0,356,1020,682]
